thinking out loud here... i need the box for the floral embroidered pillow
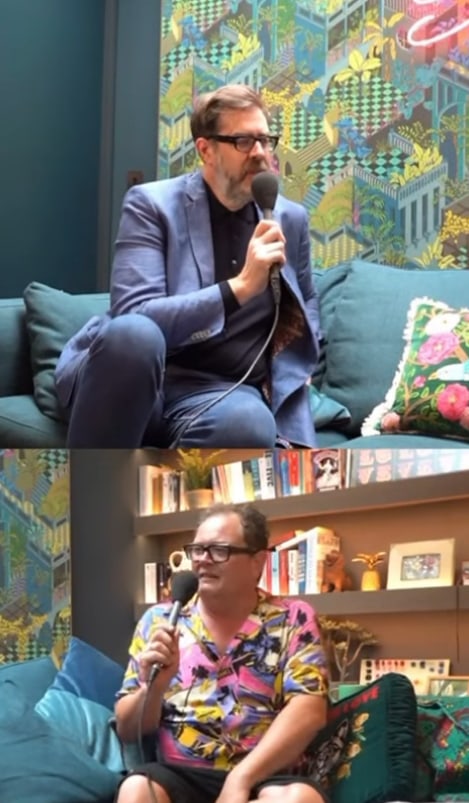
[362,297,469,441]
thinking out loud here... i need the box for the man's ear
[195,137,210,163]
[254,549,268,582]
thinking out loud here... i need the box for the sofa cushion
[320,261,469,435]
[298,673,417,803]
[363,297,469,442]
[35,688,124,773]
[50,636,124,711]
[0,394,67,447]
[0,298,33,396]
[416,695,469,800]
[0,679,120,803]
[0,656,57,706]
[23,282,109,421]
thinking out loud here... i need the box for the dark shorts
[122,762,327,803]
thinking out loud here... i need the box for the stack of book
[260,526,340,596]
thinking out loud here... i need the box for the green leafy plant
[175,449,226,490]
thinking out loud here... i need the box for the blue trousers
[65,315,277,448]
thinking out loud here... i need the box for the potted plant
[176,449,226,509]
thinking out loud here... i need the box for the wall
[0,449,71,664]
[109,0,161,259]
[156,0,469,270]
[69,449,140,665]
[0,0,105,297]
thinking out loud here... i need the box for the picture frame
[461,560,469,586]
[359,657,450,689]
[428,676,469,697]
[386,538,455,589]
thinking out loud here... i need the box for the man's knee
[258,782,325,803]
[117,772,171,803]
[212,393,277,447]
[93,314,166,367]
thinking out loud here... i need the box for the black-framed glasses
[183,543,258,563]
[208,134,279,153]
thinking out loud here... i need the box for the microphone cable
[168,289,280,448]
[134,676,162,803]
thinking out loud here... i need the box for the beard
[221,158,270,206]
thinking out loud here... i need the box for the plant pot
[185,488,214,510]
[361,569,381,591]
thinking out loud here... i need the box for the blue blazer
[56,171,321,446]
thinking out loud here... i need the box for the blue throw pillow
[0,680,120,803]
[50,637,124,711]
[0,656,57,706]
[35,688,125,773]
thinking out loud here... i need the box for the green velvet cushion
[299,673,417,803]
[320,260,469,435]
[0,395,67,446]
[313,262,352,387]
[0,680,120,803]
[0,656,57,706]
[308,386,351,430]
[23,282,109,421]
[417,696,469,800]
[363,297,469,442]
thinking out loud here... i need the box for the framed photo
[461,560,469,586]
[387,538,455,589]
[428,676,469,697]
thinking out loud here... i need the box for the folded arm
[110,185,226,350]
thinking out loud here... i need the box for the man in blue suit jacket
[55,84,321,447]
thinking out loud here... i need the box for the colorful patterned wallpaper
[0,450,71,666]
[156,0,469,270]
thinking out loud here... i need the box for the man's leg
[116,764,226,803]
[156,382,277,448]
[116,773,169,803]
[66,315,166,447]
[255,781,326,803]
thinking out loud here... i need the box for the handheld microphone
[251,171,281,304]
[148,569,199,686]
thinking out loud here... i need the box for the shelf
[134,470,469,536]
[134,586,459,621]
[458,585,469,610]
[306,586,458,615]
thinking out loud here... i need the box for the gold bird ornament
[352,551,387,591]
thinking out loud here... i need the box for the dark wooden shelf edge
[458,585,469,609]
[134,586,458,621]
[304,586,458,615]
[134,470,469,536]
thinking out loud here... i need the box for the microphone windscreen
[170,570,199,605]
[251,171,279,213]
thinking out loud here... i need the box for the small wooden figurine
[321,549,353,592]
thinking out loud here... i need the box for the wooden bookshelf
[134,469,469,537]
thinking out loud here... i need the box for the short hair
[197,502,270,551]
[190,84,269,141]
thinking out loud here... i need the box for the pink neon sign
[408,0,469,46]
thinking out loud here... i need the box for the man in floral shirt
[115,503,329,803]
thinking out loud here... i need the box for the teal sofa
[0,260,468,448]
[1,645,467,803]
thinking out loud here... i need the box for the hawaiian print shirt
[118,589,329,770]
